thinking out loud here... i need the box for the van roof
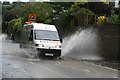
[24,23,57,31]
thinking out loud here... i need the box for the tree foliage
[8,18,23,32]
[71,2,87,8]
[2,2,119,34]
[87,2,113,15]
[96,16,106,25]
[105,13,119,24]
[56,7,94,27]
[3,10,17,21]
[11,2,54,24]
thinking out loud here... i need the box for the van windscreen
[35,30,60,41]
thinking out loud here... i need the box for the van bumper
[37,49,61,57]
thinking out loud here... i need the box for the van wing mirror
[60,39,63,43]
[29,36,33,41]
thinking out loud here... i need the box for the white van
[20,23,62,58]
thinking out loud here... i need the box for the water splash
[1,34,38,59]
[0,34,6,55]
[62,27,101,60]
[0,34,7,42]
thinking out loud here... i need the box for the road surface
[0,35,119,78]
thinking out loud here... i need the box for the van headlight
[56,45,61,48]
[35,44,44,47]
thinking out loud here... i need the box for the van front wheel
[37,49,44,59]
[19,43,23,48]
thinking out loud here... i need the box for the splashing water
[1,34,38,59]
[62,27,101,60]
[0,34,7,54]
[0,34,7,41]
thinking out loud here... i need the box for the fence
[71,14,106,26]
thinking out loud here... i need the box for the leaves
[71,2,87,8]
[105,13,119,24]
[11,2,54,24]
[97,16,106,25]
[8,18,23,32]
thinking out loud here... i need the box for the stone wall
[97,24,119,60]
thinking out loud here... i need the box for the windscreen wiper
[51,40,60,41]
[41,39,52,40]
[40,39,59,41]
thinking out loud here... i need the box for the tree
[70,2,113,15]
[3,11,17,21]
[2,3,19,32]
[8,18,23,32]
[87,2,113,15]
[2,10,17,32]
[11,2,54,24]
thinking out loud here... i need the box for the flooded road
[1,34,119,78]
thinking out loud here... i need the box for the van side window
[30,30,33,38]
[34,31,36,39]
[29,30,33,41]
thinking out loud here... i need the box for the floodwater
[1,34,119,78]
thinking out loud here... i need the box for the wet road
[1,36,119,78]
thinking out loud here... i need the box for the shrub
[119,14,120,23]
[105,13,119,24]
[96,16,106,25]
[57,9,73,28]
[8,18,23,32]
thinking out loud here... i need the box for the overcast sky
[1,0,52,3]
[0,0,29,3]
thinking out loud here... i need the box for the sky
[0,0,29,3]
[0,0,51,3]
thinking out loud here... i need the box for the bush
[56,7,94,27]
[105,13,119,24]
[96,16,106,25]
[8,18,23,32]
[119,14,120,23]
[57,10,73,28]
